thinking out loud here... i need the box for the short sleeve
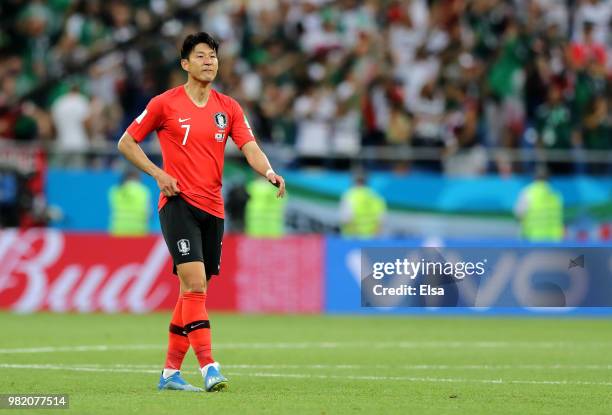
[229,99,256,149]
[126,96,164,142]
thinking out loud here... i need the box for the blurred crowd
[0,0,611,175]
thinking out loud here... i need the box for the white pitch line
[1,341,611,354]
[0,345,163,354]
[228,363,612,371]
[0,363,611,388]
[241,372,612,387]
[63,363,612,371]
[0,364,160,374]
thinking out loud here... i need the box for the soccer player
[117,32,286,392]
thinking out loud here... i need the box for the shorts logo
[214,112,228,129]
[177,239,190,256]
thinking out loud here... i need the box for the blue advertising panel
[46,168,161,232]
[325,237,612,315]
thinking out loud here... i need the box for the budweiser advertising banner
[0,230,323,314]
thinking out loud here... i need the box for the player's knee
[183,277,207,293]
[177,262,208,292]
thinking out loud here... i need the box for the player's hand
[155,170,180,196]
[266,172,286,198]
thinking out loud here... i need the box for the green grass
[0,313,611,414]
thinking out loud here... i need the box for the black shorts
[159,196,224,280]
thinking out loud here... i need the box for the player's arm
[117,132,180,197]
[241,141,286,198]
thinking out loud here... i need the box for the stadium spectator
[579,95,611,174]
[0,169,20,227]
[339,170,386,238]
[535,81,573,174]
[225,181,249,233]
[57,0,109,67]
[572,0,611,45]
[331,80,362,156]
[108,170,151,236]
[443,83,487,176]
[50,84,92,166]
[385,99,412,147]
[245,177,287,238]
[514,165,564,241]
[410,79,446,171]
[0,0,610,175]
[569,21,607,70]
[293,83,336,163]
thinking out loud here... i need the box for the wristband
[265,168,275,178]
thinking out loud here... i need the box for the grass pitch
[0,313,611,414]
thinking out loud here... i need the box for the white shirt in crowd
[294,88,336,156]
[51,91,91,151]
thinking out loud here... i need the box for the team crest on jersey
[214,112,228,129]
[177,239,190,255]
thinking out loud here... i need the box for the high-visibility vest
[245,179,286,238]
[109,180,150,236]
[341,186,386,237]
[521,181,563,241]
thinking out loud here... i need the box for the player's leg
[177,261,213,371]
[196,210,227,391]
[157,287,202,391]
[157,197,203,391]
[162,279,189,376]
[177,261,227,391]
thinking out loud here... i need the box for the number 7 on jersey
[181,124,191,145]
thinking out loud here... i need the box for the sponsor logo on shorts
[177,239,190,256]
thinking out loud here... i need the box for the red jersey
[570,42,607,68]
[126,86,255,218]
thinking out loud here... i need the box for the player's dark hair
[180,32,219,59]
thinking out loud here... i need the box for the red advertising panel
[0,230,322,313]
[0,229,178,313]
[231,236,324,313]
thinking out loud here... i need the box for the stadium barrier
[46,168,612,239]
[325,237,612,316]
[0,229,323,314]
[1,230,610,315]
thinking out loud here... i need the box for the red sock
[164,297,190,370]
[182,292,214,368]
